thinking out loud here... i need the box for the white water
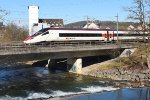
[0,86,119,100]
[81,86,119,93]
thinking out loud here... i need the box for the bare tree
[125,0,150,68]
[0,8,28,42]
[1,23,28,42]
[0,8,8,22]
[125,0,150,36]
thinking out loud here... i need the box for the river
[0,64,149,100]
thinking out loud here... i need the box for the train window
[42,31,49,36]
[38,28,50,33]
[59,33,102,37]
[32,28,50,36]
[113,33,144,37]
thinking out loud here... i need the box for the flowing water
[70,87,150,100]
[0,65,149,100]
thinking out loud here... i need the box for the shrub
[0,23,28,42]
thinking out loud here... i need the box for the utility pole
[147,16,150,69]
[84,16,90,28]
[86,16,89,24]
[116,14,119,43]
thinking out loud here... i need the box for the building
[31,19,64,35]
[28,5,39,36]
[83,22,99,29]
[65,20,143,31]
[39,19,63,28]
[28,6,64,36]
[127,25,135,30]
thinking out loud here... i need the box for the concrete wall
[67,58,82,74]
[0,48,124,64]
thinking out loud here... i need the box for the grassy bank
[82,43,150,83]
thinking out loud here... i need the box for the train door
[102,30,109,42]
[108,30,114,42]
[107,30,109,41]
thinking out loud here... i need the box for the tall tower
[28,5,39,36]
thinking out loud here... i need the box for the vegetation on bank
[0,23,28,42]
[95,43,149,71]
[0,8,28,42]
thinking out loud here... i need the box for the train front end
[23,36,36,44]
[24,28,50,44]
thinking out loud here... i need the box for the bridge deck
[0,43,135,56]
[0,42,137,63]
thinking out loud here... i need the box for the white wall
[32,23,50,34]
[83,22,99,29]
[28,6,39,36]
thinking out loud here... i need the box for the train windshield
[32,28,50,36]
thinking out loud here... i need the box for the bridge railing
[0,41,136,52]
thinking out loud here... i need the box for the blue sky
[0,0,132,25]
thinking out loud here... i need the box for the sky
[0,0,133,26]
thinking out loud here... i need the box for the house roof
[39,19,64,27]
[65,20,140,30]
[83,22,99,29]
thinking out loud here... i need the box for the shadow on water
[32,59,68,71]
[31,55,112,70]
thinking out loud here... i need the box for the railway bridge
[0,42,136,74]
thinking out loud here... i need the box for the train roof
[45,28,109,31]
[46,28,132,31]
[38,27,146,32]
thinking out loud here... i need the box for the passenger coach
[24,28,147,44]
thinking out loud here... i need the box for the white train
[24,28,146,44]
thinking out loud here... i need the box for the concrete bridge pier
[67,58,82,74]
[46,59,56,70]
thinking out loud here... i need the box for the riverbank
[82,48,150,87]
[83,63,150,83]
